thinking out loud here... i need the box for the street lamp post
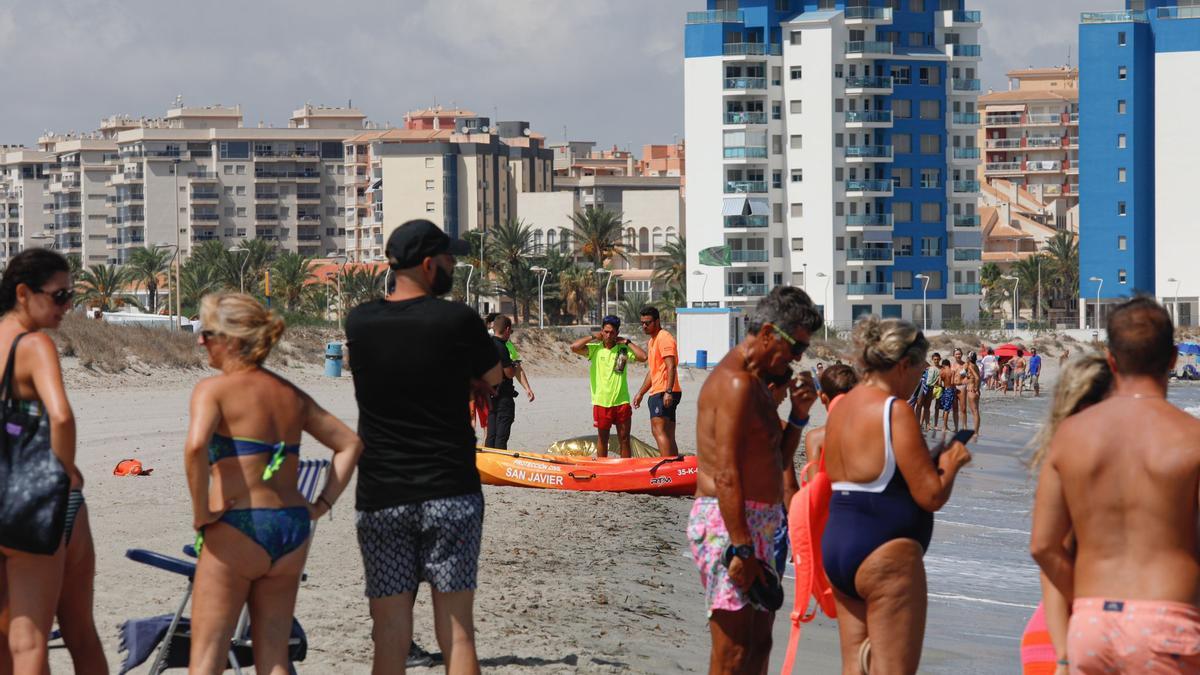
[915,273,930,332]
[1002,274,1019,332]
[328,255,347,328]
[228,245,250,294]
[156,242,179,325]
[530,265,549,328]
[691,270,707,307]
[595,268,612,321]
[455,262,474,311]
[816,272,830,340]
[1088,276,1104,330]
[173,159,182,331]
[1169,276,1182,324]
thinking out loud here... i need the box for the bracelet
[317,495,334,518]
[787,415,810,429]
[1056,658,1069,666]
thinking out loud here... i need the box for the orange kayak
[476,448,697,496]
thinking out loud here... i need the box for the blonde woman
[822,317,971,673]
[184,293,362,674]
[1020,354,1112,675]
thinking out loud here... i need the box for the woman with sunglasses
[185,293,362,674]
[821,316,972,673]
[0,249,108,674]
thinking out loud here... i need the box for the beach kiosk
[677,307,744,369]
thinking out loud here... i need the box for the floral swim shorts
[687,496,783,617]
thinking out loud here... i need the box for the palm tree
[1044,230,1080,312]
[340,266,387,309]
[270,252,316,312]
[568,208,627,268]
[76,264,139,312]
[126,246,173,313]
[1012,254,1050,319]
[487,219,538,321]
[65,254,82,279]
[618,292,650,325]
[979,262,1007,314]
[178,261,222,315]
[652,236,687,290]
[557,266,596,325]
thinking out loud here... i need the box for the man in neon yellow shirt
[570,315,648,458]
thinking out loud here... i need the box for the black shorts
[356,492,484,598]
[648,391,682,420]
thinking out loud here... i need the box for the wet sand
[47,357,1154,673]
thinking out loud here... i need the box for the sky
[0,0,1092,152]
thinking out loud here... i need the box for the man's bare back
[695,349,784,504]
[1050,397,1200,602]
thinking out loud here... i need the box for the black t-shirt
[492,336,516,398]
[346,296,499,510]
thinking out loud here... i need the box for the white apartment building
[685,1,983,328]
[0,147,57,260]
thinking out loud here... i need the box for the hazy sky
[0,0,1091,151]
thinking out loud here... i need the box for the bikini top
[831,396,901,494]
[208,433,300,481]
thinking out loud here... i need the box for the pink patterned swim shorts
[687,496,783,618]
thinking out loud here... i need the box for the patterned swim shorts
[687,496,783,617]
[356,492,484,598]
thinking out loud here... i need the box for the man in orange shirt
[633,306,683,456]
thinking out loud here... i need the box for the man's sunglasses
[769,324,809,358]
[640,319,655,326]
[37,288,74,307]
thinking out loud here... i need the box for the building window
[1118,65,1128,80]
[791,169,803,183]
[919,67,940,86]
[791,237,804,251]
[835,236,845,251]
[1118,235,1127,251]
[1118,167,1127,183]
[224,165,233,175]
[1118,31,1126,46]
[790,203,804,218]
[894,100,912,119]
[236,207,246,217]
[1118,269,1128,284]
[921,236,941,257]
[894,270,913,290]
[773,238,784,257]
[920,169,940,189]
[895,236,913,256]
[1118,201,1127,216]
[772,171,783,188]
[920,134,940,154]
[425,157,435,168]
[893,202,912,222]
[894,168,912,188]
[892,66,911,85]
[790,30,802,45]
[1117,99,1127,114]
[893,133,912,154]
[236,165,246,175]
[834,64,843,78]
[772,103,782,120]
[910,0,924,10]
[1117,134,1127,148]
[426,202,435,213]
[835,202,845,216]
[834,98,844,113]
[834,133,844,148]
[236,186,246,196]
[790,66,803,80]
[790,100,803,114]
[919,100,940,120]
[425,179,435,191]
[921,202,941,222]
[790,135,803,150]
[773,203,784,223]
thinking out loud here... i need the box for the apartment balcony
[191,213,220,224]
[724,215,769,229]
[255,192,278,202]
[723,146,769,160]
[985,113,1022,127]
[1080,11,1148,23]
[846,180,893,197]
[296,192,322,202]
[952,112,980,127]
[724,77,767,91]
[1068,113,1079,126]
[729,250,768,265]
[1026,137,1062,149]
[845,110,892,128]
[686,10,744,24]
[847,247,894,264]
[845,6,893,24]
[953,248,983,263]
[844,145,894,163]
[187,171,218,182]
[985,161,1023,175]
[1026,113,1068,126]
[256,229,279,241]
[953,180,981,193]
[847,283,893,297]
[724,111,768,125]
[190,191,220,204]
[845,76,893,95]
[846,214,893,231]
[723,43,781,57]
[1064,136,1080,148]
[986,138,1023,150]
[951,44,982,59]
[954,283,983,296]
[255,214,280,225]
[951,79,981,93]
[1064,184,1079,196]
[845,41,893,58]
[952,147,981,163]
[725,283,768,298]
[296,213,321,223]
[954,214,981,227]
[294,172,321,183]
[297,232,323,242]
[951,10,982,25]
[725,181,768,194]
[1024,160,1063,174]
[191,230,220,243]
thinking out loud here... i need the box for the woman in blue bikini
[184,293,362,674]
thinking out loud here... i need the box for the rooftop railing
[687,10,744,24]
[723,146,769,159]
[845,6,893,21]
[952,78,981,91]
[723,43,781,56]
[1081,10,1148,23]
[953,10,982,23]
[952,44,981,57]
[724,215,769,229]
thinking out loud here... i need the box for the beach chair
[118,459,330,675]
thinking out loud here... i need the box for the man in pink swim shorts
[1032,297,1200,673]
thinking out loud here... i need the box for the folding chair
[119,459,330,675]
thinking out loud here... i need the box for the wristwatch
[723,543,754,566]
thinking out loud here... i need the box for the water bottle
[613,346,628,374]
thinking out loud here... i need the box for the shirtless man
[938,356,959,432]
[1031,297,1200,671]
[689,286,822,674]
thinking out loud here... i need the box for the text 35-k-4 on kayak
[475,448,697,496]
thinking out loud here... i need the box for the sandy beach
[45,349,1146,674]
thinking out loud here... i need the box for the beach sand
[50,351,1073,673]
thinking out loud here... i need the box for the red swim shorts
[593,403,632,429]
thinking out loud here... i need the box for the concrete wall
[1154,50,1200,326]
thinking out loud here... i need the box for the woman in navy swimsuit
[821,317,972,673]
[185,293,363,674]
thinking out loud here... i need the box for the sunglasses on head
[36,288,74,307]
[769,324,809,358]
[199,330,219,342]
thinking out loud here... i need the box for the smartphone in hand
[932,429,974,464]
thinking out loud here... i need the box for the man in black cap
[346,219,499,673]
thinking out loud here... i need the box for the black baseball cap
[384,219,471,269]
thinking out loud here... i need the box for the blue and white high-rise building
[684,1,983,329]
[1078,2,1200,328]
